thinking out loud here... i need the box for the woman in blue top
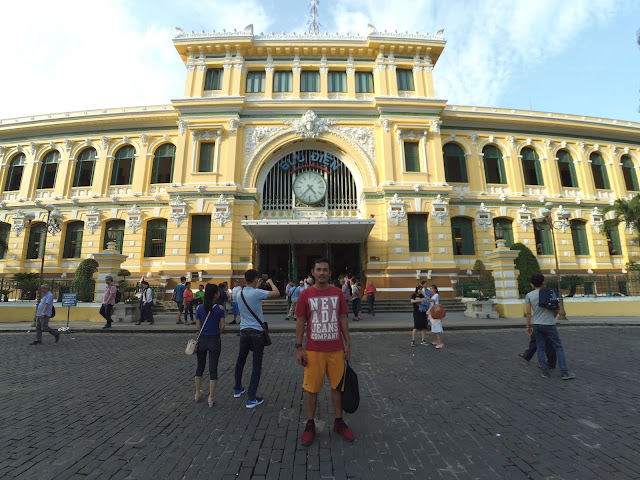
[194,284,226,407]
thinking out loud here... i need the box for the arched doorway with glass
[245,144,373,285]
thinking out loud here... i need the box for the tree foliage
[603,195,640,245]
[13,272,40,300]
[72,258,99,302]
[510,242,541,296]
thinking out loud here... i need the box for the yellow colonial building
[1,26,639,299]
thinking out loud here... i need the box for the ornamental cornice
[284,110,336,139]
[475,203,492,231]
[192,129,222,143]
[431,194,449,225]
[387,194,407,225]
[169,196,188,227]
[212,194,231,226]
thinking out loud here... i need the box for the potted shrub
[71,259,99,302]
[0,289,13,302]
[464,260,499,319]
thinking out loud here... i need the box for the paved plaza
[1,327,639,480]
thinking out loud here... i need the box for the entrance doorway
[257,243,362,286]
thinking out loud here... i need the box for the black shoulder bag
[240,288,272,346]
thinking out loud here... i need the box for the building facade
[1,26,639,298]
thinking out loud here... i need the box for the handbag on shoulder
[430,303,446,320]
[185,311,211,355]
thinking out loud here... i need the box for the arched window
[534,223,554,255]
[62,221,84,258]
[451,217,474,255]
[570,220,589,255]
[151,144,175,184]
[589,152,610,190]
[443,143,468,183]
[111,145,135,185]
[621,155,639,192]
[557,150,578,188]
[38,151,60,189]
[493,218,514,247]
[521,147,543,186]
[145,219,167,257]
[103,219,125,253]
[606,224,622,256]
[482,145,506,184]
[4,153,25,191]
[0,221,10,259]
[73,148,97,187]
[26,222,46,259]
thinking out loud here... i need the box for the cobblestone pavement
[1,327,639,480]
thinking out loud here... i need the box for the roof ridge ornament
[284,110,336,139]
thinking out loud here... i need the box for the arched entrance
[243,145,373,283]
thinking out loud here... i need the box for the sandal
[435,344,445,349]
[208,397,215,408]
[135,322,141,325]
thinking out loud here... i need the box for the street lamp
[494,222,506,248]
[26,205,62,326]
[534,202,570,321]
[106,226,117,250]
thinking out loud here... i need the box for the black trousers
[100,304,113,326]
[523,332,556,368]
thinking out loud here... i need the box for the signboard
[62,293,78,307]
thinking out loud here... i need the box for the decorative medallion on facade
[469,134,478,148]
[387,194,407,225]
[169,196,188,227]
[430,120,441,134]
[30,142,37,155]
[475,203,492,231]
[228,119,239,133]
[517,204,533,231]
[192,129,222,143]
[140,135,149,147]
[12,211,26,237]
[555,206,571,232]
[126,205,143,233]
[591,207,604,233]
[284,110,336,139]
[431,194,449,225]
[64,140,73,152]
[213,194,231,226]
[381,119,391,133]
[85,206,101,234]
[101,137,110,150]
[178,120,188,135]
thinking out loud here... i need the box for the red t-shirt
[295,285,348,352]
[183,289,193,302]
[365,285,377,296]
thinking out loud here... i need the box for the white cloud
[0,0,274,120]
[326,0,622,107]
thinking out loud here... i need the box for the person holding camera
[233,270,280,408]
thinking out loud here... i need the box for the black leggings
[195,335,221,381]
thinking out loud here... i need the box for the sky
[1,0,639,122]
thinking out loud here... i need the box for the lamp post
[534,202,570,321]
[106,226,117,251]
[494,222,506,249]
[25,205,62,326]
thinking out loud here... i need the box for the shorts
[413,311,427,330]
[232,301,240,315]
[175,301,184,312]
[430,318,443,333]
[302,350,345,393]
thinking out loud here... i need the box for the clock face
[293,171,327,205]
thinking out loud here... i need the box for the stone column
[93,241,127,301]
[487,243,521,318]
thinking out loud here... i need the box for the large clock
[293,170,327,205]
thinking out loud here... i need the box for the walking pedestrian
[341,277,351,320]
[427,285,444,348]
[410,285,428,346]
[295,258,354,446]
[285,280,295,318]
[234,270,280,408]
[518,333,556,369]
[364,280,377,316]
[286,280,304,320]
[30,284,59,345]
[351,281,362,321]
[100,275,117,329]
[525,274,576,380]
[171,276,187,324]
[194,283,226,407]
[136,280,154,325]
[230,280,242,324]
[183,281,195,325]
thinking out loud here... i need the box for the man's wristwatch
[295,343,303,348]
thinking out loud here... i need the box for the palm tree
[603,195,640,245]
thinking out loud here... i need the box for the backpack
[337,361,360,414]
[115,289,122,304]
[538,287,559,311]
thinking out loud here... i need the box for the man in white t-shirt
[233,270,280,408]
[230,280,242,324]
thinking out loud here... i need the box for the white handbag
[185,311,210,355]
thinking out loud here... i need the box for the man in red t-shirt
[295,258,354,446]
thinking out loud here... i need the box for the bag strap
[240,288,267,330]
[196,310,212,342]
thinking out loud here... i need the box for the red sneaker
[333,418,355,442]
[301,420,316,446]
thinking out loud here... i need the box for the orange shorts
[302,350,345,393]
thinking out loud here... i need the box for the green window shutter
[452,218,474,255]
[396,69,414,91]
[328,72,347,92]
[145,219,167,257]
[404,142,420,172]
[151,144,175,184]
[27,223,46,259]
[73,148,96,187]
[408,214,429,252]
[205,69,222,90]
[534,224,554,255]
[190,215,211,254]
[606,225,622,255]
[497,155,506,184]
[533,158,544,185]
[355,72,373,93]
[111,145,135,185]
[274,71,293,92]
[246,72,265,93]
[301,71,320,92]
[103,220,125,253]
[198,143,215,172]
[38,151,59,189]
[568,161,578,187]
[63,222,83,258]
[483,155,491,183]
[0,222,10,259]
[621,156,639,191]
[571,221,589,255]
